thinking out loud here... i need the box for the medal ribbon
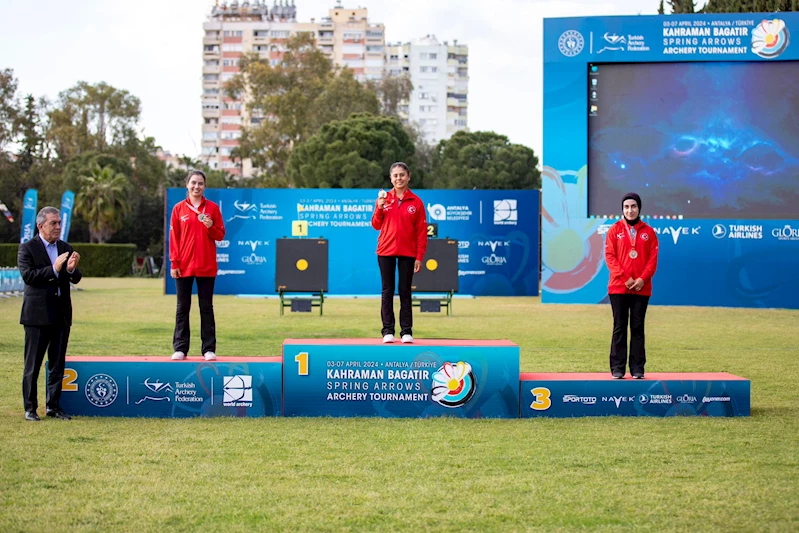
[627,226,637,249]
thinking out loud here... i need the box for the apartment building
[385,35,469,145]
[201,1,385,176]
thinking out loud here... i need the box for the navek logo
[478,240,509,252]
[654,226,700,244]
[238,240,269,252]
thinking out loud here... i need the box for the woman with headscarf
[604,192,659,379]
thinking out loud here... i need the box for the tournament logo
[85,373,119,408]
[752,19,790,59]
[558,30,584,57]
[431,362,476,408]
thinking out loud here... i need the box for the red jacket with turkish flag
[371,189,428,261]
[169,197,226,277]
[605,219,659,296]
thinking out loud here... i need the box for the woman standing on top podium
[169,170,226,361]
[604,192,659,379]
[371,162,428,344]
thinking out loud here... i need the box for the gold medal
[629,250,638,259]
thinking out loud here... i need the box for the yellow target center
[426,259,438,271]
[766,34,776,45]
[296,259,308,271]
[447,379,459,391]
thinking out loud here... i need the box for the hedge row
[0,243,137,277]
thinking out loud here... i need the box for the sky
[1,0,702,161]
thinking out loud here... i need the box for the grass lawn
[1,278,797,531]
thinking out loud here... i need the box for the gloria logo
[242,253,267,266]
[431,362,476,408]
[752,19,790,58]
[85,374,119,408]
[428,203,447,221]
[772,225,799,241]
[493,200,517,225]
[558,30,584,57]
[223,375,253,407]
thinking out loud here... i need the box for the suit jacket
[18,237,82,327]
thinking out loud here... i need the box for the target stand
[411,239,458,316]
[275,238,328,316]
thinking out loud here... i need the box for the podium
[282,338,520,418]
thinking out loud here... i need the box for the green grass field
[1,278,797,532]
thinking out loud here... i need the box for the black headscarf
[622,192,641,226]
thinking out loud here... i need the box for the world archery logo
[752,19,790,59]
[431,362,476,408]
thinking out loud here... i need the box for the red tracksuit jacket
[169,197,226,277]
[371,189,428,261]
[605,219,659,296]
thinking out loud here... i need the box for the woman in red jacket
[169,170,225,361]
[371,162,428,344]
[604,192,659,379]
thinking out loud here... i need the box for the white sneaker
[401,334,414,344]
[382,334,395,344]
[171,351,186,361]
[203,351,217,361]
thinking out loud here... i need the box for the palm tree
[75,164,131,243]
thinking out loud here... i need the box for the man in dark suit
[18,206,82,421]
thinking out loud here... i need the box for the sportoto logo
[752,19,790,58]
[431,362,476,408]
[493,199,517,225]
[223,375,253,407]
[712,224,727,239]
[428,203,447,221]
[558,30,584,57]
[85,374,119,408]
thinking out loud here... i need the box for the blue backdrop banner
[54,357,283,418]
[59,190,75,242]
[542,13,799,308]
[20,188,37,243]
[165,188,539,296]
[283,339,520,418]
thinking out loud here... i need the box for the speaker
[412,239,458,293]
[275,239,328,292]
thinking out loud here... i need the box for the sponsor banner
[59,190,75,242]
[283,340,520,418]
[20,189,37,243]
[52,358,282,417]
[166,188,539,296]
[520,377,750,417]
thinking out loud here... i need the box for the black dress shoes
[25,411,40,421]
[46,409,72,420]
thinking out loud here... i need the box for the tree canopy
[287,113,416,189]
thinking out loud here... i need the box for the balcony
[203,65,221,74]
[203,35,221,45]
